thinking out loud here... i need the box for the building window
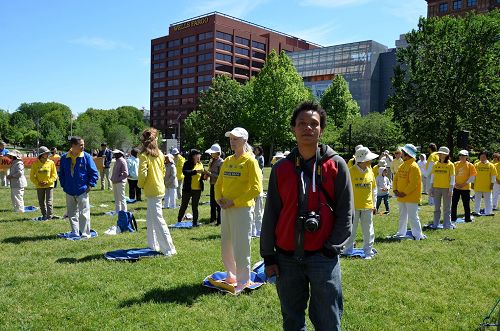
[235,46,249,56]
[153,91,165,98]
[182,46,196,55]
[216,31,233,42]
[235,36,250,46]
[167,99,179,106]
[168,59,180,67]
[168,49,180,57]
[153,62,166,69]
[252,61,264,69]
[198,75,212,83]
[216,53,232,63]
[153,53,166,61]
[167,69,180,77]
[167,89,179,96]
[167,79,179,86]
[235,57,250,66]
[467,0,476,5]
[198,86,210,93]
[168,39,180,48]
[252,51,266,60]
[215,63,232,73]
[182,77,195,84]
[153,72,165,79]
[198,53,212,62]
[153,101,165,108]
[198,63,213,72]
[182,87,195,95]
[153,82,166,88]
[439,2,449,12]
[198,31,213,41]
[182,67,195,75]
[235,67,249,76]
[252,40,266,51]
[153,43,165,51]
[182,56,196,65]
[198,42,213,51]
[182,35,196,44]
[216,42,233,52]
[452,0,462,10]
[181,98,195,105]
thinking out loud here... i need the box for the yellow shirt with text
[474,162,497,192]
[431,161,455,189]
[349,165,376,209]
[454,161,477,190]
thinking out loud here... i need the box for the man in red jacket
[260,101,353,331]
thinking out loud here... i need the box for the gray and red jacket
[260,144,353,266]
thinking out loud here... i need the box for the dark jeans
[451,188,471,222]
[128,179,142,201]
[376,194,390,212]
[178,189,201,225]
[37,188,54,219]
[210,184,221,224]
[276,252,343,331]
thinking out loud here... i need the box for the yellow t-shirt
[393,158,422,203]
[347,158,355,168]
[138,152,166,198]
[191,162,203,190]
[431,161,455,189]
[391,157,404,175]
[426,152,439,171]
[175,155,185,180]
[215,152,262,207]
[454,161,477,190]
[474,162,497,192]
[349,165,376,209]
[30,159,58,188]
[495,162,500,184]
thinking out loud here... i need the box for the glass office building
[288,40,391,115]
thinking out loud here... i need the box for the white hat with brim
[171,148,179,155]
[225,127,248,140]
[111,149,124,155]
[205,143,221,154]
[38,146,50,155]
[7,150,21,159]
[354,147,379,163]
[458,149,469,156]
[274,152,284,158]
[436,146,450,155]
[402,144,418,159]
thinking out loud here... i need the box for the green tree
[106,124,133,151]
[74,118,105,151]
[0,109,10,141]
[252,50,313,159]
[390,12,500,152]
[320,75,361,128]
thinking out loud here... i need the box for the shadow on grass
[120,284,211,307]
[55,254,104,264]
[375,236,411,243]
[2,235,58,244]
[0,217,34,223]
[191,234,221,241]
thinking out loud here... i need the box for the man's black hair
[101,143,107,147]
[290,101,327,129]
[479,150,489,158]
[131,148,138,157]
[70,136,83,146]
[429,143,437,152]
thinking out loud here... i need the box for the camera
[298,211,320,232]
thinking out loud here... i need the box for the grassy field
[0,167,498,330]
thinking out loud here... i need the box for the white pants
[176,180,183,199]
[344,209,374,255]
[0,170,9,187]
[421,176,428,193]
[493,183,500,209]
[66,192,91,237]
[474,191,493,215]
[163,188,177,208]
[147,197,176,255]
[251,194,264,236]
[221,206,253,286]
[11,187,24,212]
[397,202,424,240]
[113,182,127,212]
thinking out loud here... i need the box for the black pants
[128,179,142,201]
[376,194,390,212]
[210,184,221,224]
[451,188,471,222]
[178,190,201,225]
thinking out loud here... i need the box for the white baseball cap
[458,150,469,156]
[225,127,248,140]
[354,147,378,163]
[205,143,221,154]
[111,149,124,155]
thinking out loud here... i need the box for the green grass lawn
[0,168,498,330]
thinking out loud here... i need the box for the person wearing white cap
[205,143,224,225]
[215,127,262,292]
[30,146,58,220]
[111,149,128,212]
[393,144,426,240]
[492,153,500,211]
[0,141,10,187]
[6,150,27,212]
[372,159,387,179]
[473,150,497,216]
[417,154,428,193]
[451,150,476,222]
[163,153,177,209]
[171,148,185,200]
[271,151,284,165]
[429,146,456,229]
[344,147,378,259]
[347,144,364,168]
[138,128,176,256]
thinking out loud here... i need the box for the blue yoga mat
[126,198,136,204]
[24,206,38,212]
[252,261,276,284]
[104,211,117,216]
[202,271,265,295]
[57,230,98,241]
[169,221,193,229]
[386,230,418,240]
[104,248,162,261]
[341,248,378,259]
[424,218,465,230]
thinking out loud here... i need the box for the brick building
[426,0,500,17]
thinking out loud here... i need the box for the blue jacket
[98,148,113,168]
[59,151,99,196]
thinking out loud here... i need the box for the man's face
[480,154,487,162]
[292,110,323,146]
[395,152,402,159]
[459,155,467,162]
[100,145,106,151]
[72,140,85,154]
[0,144,5,150]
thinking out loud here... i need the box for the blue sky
[0,0,427,115]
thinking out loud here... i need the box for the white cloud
[69,37,133,51]
[186,0,268,18]
[299,0,372,8]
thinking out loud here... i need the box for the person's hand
[372,208,377,215]
[471,183,474,190]
[265,264,280,278]
[40,181,48,186]
[429,188,434,197]
[448,189,453,197]
[398,192,406,197]
[196,169,203,174]
[219,199,234,209]
[454,183,463,189]
[490,184,494,190]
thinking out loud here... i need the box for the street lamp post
[176,113,182,149]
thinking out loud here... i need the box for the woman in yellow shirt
[30,146,58,220]
[451,150,476,222]
[215,127,262,293]
[473,151,497,216]
[138,128,176,256]
[429,146,455,229]
[177,149,205,227]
